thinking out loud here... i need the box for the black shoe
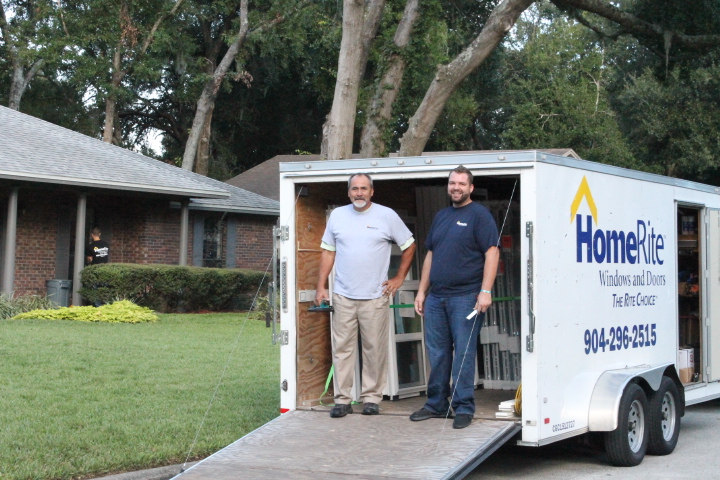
[330,404,353,418]
[453,414,473,429]
[362,403,380,415]
[410,407,446,421]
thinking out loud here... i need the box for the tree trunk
[99,0,185,143]
[1,4,44,111]
[321,0,386,160]
[359,0,419,158]
[8,64,26,111]
[7,58,43,111]
[195,103,215,175]
[103,49,125,143]
[182,0,249,172]
[398,0,534,157]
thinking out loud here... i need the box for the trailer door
[173,410,519,480]
[706,208,720,382]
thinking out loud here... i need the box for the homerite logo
[571,176,665,265]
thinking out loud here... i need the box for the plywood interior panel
[294,185,344,406]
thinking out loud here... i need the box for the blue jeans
[423,293,483,416]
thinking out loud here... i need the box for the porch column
[179,200,189,266]
[2,187,18,294]
[72,193,87,306]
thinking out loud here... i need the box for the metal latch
[274,225,289,242]
[273,330,289,346]
[281,258,288,313]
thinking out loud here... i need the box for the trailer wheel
[604,383,648,466]
[646,376,681,455]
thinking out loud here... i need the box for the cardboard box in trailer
[176,150,720,480]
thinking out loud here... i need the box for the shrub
[79,264,266,313]
[12,300,158,323]
[0,293,55,320]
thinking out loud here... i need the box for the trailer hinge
[274,225,289,242]
[273,330,289,346]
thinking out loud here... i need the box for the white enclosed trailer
[177,151,720,479]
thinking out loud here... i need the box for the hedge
[79,263,267,313]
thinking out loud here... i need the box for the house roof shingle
[0,106,279,215]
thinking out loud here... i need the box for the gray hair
[348,173,373,190]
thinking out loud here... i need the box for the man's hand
[381,275,404,297]
[315,287,330,306]
[475,291,492,314]
[414,291,426,317]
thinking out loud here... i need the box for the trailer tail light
[544,418,550,424]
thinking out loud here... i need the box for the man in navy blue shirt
[410,165,499,429]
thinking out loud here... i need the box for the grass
[0,312,280,480]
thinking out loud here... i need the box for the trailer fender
[588,364,673,431]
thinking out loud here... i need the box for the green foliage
[500,11,639,168]
[611,63,720,180]
[0,292,55,320]
[79,263,266,312]
[12,300,158,323]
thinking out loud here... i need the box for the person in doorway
[410,165,500,429]
[85,227,110,265]
[315,173,417,418]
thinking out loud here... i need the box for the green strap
[319,365,334,406]
[320,365,359,406]
[390,296,520,308]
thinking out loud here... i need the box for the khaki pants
[332,293,389,405]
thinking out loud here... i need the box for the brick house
[0,106,278,304]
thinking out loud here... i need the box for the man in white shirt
[315,173,416,417]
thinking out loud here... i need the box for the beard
[353,199,368,209]
[450,191,470,206]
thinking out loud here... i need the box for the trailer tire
[646,376,681,455]
[604,383,648,466]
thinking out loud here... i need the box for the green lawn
[0,313,280,480]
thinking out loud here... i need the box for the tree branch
[552,0,720,49]
[140,0,185,55]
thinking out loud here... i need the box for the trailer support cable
[435,179,518,451]
[181,256,273,472]
[181,189,303,472]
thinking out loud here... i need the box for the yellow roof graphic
[570,176,598,224]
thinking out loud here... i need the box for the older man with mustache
[316,173,416,418]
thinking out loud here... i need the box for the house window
[203,217,223,268]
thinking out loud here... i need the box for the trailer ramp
[174,410,519,480]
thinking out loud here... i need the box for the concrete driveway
[467,399,720,479]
